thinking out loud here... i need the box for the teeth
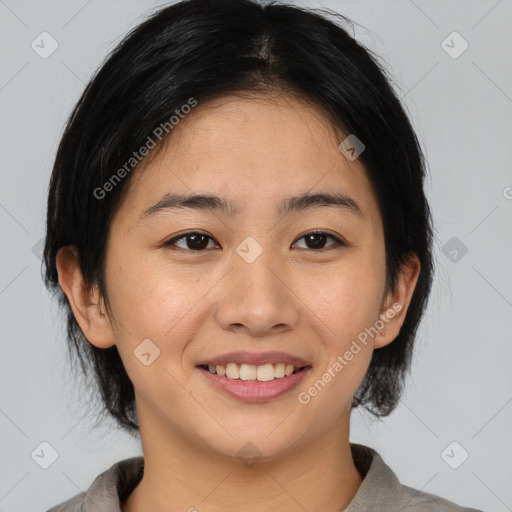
[256,363,274,381]
[240,363,257,381]
[226,363,240,379]
[204,362,301,381]
[274,363,285,378]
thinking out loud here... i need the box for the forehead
[164,93,347,164]
[118,93,382,232]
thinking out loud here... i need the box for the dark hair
[43,0,434,435]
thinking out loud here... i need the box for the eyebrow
[139,191,364,221]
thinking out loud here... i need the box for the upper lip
[197,351,311,368]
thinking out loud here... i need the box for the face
[59,92,419,462]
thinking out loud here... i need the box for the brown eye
[164,232,217,251]
[293,231,345,251]
[163,230,345,253]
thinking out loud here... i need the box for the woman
[43,0,484,510]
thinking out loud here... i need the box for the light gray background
[1,0,511,511]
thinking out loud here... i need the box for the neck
[122,401,363,512]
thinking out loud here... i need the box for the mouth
[196,362,308,379]
[196,362,312,402]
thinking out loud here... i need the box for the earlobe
[56,246,116,349]
[374,253,421,349]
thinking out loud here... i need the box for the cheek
[106,258,204,393]
[296,266,381,419]
[105,249,203,345]
[305,260,386,343]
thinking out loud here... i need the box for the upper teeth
[207,363,298,381]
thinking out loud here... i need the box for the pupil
[189,234,208,250]
[307,233,326,249]
[186,234,327,250]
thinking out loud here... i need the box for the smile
[200,362,304,381]
[197,364,312,402]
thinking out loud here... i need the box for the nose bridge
[234,233,284,300]
[214,233,300,334]
[236,227,291,283]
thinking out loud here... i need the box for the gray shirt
[46,443,484,511]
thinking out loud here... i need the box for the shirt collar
[83,455,144,511]
[344,443,402,511]
[81,443,399,511]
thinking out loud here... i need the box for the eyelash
[162,230,346,252]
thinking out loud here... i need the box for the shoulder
[46,491,85,512]
[346,443,485,512]
[45,456,144,512]
[397,482,485,511]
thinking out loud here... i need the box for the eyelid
[162,229,347,251]
[292,229,346,249]
[162,230,219,250]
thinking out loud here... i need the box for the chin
[197,422,309,465]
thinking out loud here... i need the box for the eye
[163,231,218,251]
[162,230,345,252]
[292,230,345,251]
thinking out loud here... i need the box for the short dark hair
[43,0,435,435]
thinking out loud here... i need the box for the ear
[374,252,421,349]
[56,245,116,349]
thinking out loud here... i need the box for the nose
[214,244,301,337]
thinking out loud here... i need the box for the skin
[56,92,420,512]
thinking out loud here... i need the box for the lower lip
[197,366,312,402]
